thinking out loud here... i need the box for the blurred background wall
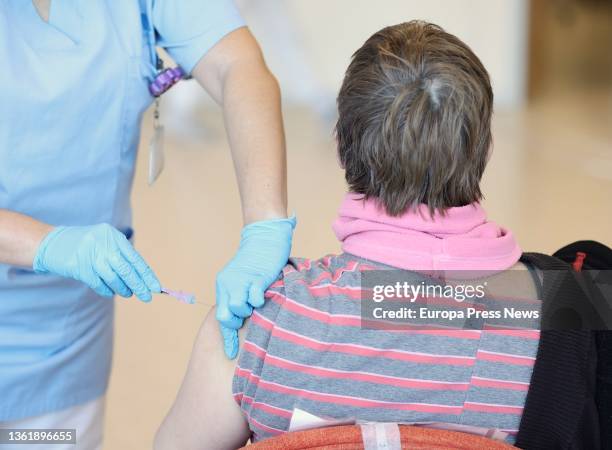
[105,1,612,448]
[239,0,529,108]
[166,0,530,125]
[529,0,612,97]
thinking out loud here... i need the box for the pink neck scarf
[332,193,521,272]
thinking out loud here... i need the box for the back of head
[335,21,493,216]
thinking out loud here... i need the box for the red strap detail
[572,252,586,272]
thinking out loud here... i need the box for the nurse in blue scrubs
[0,1,294,447]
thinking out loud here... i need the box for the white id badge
[148,98,165,185]
[148,123,165,185]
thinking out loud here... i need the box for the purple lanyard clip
[149,67,185,97]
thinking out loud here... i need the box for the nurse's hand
[33,224,161,302]
[216,216,296,359]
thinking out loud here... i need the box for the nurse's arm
[0,209,52,267]
[191,27,287,225]
[154,306,250,450]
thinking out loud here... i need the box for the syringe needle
[161,287,197,305]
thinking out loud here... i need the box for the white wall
[240,0,529,110]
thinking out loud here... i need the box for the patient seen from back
[154,21,539,450]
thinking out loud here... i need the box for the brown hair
[335,21,493,216]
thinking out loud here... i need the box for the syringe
[161,287,202,305]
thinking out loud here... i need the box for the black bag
[515,241,612,450]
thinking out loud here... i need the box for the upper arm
[191,27,268,105]
[154,307,250,450]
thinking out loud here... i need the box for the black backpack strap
[553,241,612,450]
[515,253,599,450]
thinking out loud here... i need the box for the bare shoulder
[154,307,250,450]
[198,306,249,358]
[198,306,232,356]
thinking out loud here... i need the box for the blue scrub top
[0,0,244,421]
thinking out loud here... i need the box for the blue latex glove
[216,216,296,359]
[33,224,161,302]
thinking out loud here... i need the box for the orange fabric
[241,425,517,450]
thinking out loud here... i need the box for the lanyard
[139,0,185,97]
[147,61,185,185]
[139,3,185,185]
